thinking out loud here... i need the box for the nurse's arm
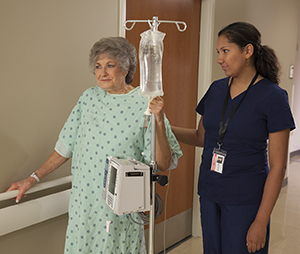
[171,116,205,147]
[6,151,69,203]
[246,128,290,253]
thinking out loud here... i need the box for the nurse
[172,22,295,253]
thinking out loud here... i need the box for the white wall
[0,1,120,253]
[0,1,120,191]
[289,3,300,153]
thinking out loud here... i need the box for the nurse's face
[94,54,128,94]
[216,35,248,78]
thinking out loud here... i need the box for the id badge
[211,148,227,174]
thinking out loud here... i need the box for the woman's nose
[216,54,223,64]
[100,67,108,75]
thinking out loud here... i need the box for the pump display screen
[108,165,117,195]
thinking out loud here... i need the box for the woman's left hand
[245,129,290,253]
[149,96,165,125]
[148,96,172,171]
[246,220,267,253]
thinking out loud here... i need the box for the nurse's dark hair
[218,22,280,84]
[89,37,137,84]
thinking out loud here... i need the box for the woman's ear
[122,68,129,77]
[244,43,254,59]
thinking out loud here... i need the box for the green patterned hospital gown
[54,85,182,254]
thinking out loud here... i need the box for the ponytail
[218,22,281,85]
[255,45,280,84]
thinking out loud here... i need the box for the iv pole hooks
[124,16,187,32]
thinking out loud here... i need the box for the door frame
[119,0,126,37]
[193,0,216,237]
[118,0,216,238]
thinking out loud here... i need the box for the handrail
[0,189,71,236]
[0,175,72,202]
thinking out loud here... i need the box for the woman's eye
[108,64,115,68]
[95,65,101,69]
[223,49,229,53]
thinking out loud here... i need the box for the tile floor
[165,155,300,254]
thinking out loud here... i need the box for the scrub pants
[200,197,269,254]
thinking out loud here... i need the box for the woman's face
[216,35,249,78]
[94,54,128,94]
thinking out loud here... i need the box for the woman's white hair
[89,37,137,84]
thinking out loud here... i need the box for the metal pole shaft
[148,113,157,254]
[151,16,159,31]
[149,18,158,254]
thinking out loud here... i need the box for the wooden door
[126,0,201,252]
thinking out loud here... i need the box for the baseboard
[290,149,300,158]
[282,177,288,188]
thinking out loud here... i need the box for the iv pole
[124,16,187,254]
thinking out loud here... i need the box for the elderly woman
[7,37,182,254]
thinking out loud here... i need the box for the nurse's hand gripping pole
[124,16,187,254]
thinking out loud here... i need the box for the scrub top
[196,77,295,205]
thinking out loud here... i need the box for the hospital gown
[54,85,182,254]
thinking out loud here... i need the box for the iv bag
[139,29,166,97]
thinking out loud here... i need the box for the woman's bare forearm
[172,117,205,147]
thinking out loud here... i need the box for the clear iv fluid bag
[139,30,166,97]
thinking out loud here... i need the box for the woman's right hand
[6,177,38,203]
[6,151,69,203]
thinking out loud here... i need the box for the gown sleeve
[54,94,83,158]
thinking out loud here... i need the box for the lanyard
[218,72,258,148]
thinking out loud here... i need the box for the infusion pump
[103,156,150,216]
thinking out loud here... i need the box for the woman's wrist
[29,172,40,182]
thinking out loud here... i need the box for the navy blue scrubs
[196,77,295,253]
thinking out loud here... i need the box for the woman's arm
[172,116,205,147]
[246,128,290,253]
[149,97,172,171]
[6,151,69,203]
